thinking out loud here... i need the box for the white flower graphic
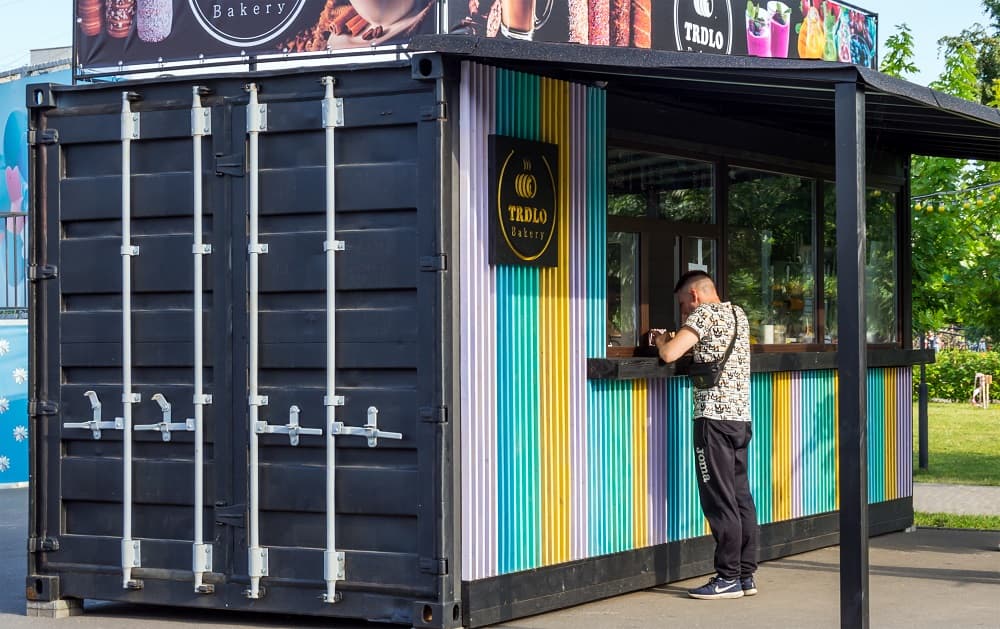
[0,456,9,472]
[0,339,9,356]
[12,368,26,385]
[0,398,8,414]
[13,425,28,442]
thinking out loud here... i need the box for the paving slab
[3,487,999,629]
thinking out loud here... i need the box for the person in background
[653,270,759,600]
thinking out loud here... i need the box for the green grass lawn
[911,402,1000,486]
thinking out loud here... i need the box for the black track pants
[693,417,759,580]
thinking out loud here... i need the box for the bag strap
[717,305,739,368]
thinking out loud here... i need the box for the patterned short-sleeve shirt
[682,302,751,422]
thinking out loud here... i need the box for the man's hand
[655,327,699,363]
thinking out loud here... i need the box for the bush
[919,350,1000,402]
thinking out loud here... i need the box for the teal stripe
[819,370,837,513]
[496,69,541,574]
[666,377,700,540]
[586,380,634,555]
[749,372,773,525]
[867,368,885,503]
[585,87,606,358]
[801,372,814,516]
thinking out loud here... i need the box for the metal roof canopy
[411,35,1000,162]
[411,35,997,629]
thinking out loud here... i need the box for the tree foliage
[881,10,1000,344]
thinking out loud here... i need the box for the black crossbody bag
[687,305,738,390]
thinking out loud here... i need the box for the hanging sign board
[449,0,878,68]
[489,135,559,267]
[75,0,438,71]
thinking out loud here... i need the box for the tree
[882,16,1000,344]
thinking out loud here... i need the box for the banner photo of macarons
[75,0,437,71]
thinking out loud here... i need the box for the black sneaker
[687,575,744,600]
[741,574,757,596]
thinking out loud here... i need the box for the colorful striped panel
[458,63,915,580]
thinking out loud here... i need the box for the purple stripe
[791,372,802,518]
[647,379,667,545]
[568,82,589,560]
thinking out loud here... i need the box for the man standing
[654,270,759,600]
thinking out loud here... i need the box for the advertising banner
[449,0,877,68]
[76,0,439,70]
[0,321,28,487]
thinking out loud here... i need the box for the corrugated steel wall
[458,63,914,581]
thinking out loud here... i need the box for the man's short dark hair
[673,270,715,294]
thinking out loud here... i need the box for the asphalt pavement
[2,486,998,629]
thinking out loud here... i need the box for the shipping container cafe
[26,35,1000,628]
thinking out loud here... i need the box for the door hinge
[420,255,447,272]
[420,102,447,121]
[419,406,448,424]
[215,153,245,177]
[29,265,58,281]
[419,557,448,575]
[29,400,58,416]
[28,537,60,553]
[28,129,59,145]
[215,503,246,528]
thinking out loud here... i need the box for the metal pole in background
[918,334,928,470]
[835,79,869,629]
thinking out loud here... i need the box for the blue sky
[0,0,993,85]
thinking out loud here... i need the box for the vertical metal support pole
[835,80,869,629]
[191,86,214,592]
[918,335,928,470]
[245,83,268,599]
[321,76,346,604]
[120,91,142,590]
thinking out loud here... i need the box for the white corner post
[321,76,346,604]
[119,90,142,590]
[190,85,214,593]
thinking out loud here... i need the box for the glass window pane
[607,148,714,222]
[823,185,898,344]
[607,232,640,348]
[727,168,815,345]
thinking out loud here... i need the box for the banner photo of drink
[76,0,438,71]
[447,0,877,68]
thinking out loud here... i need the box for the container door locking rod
[318,77,402,605]
[245,81,267,600]
[243,83,320,599]
[190,85,215,594]
[119,91,143,590]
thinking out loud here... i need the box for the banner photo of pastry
[105,0,136,39]
[137,0,173,43]
[455,1,651,48]
[282,0,437,52]
[77,0,103,37]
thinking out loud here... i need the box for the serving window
[605,144,902,355]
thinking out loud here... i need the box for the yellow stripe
[772,373,792,522]
[539,77,571,565]
[632,382,648,548]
